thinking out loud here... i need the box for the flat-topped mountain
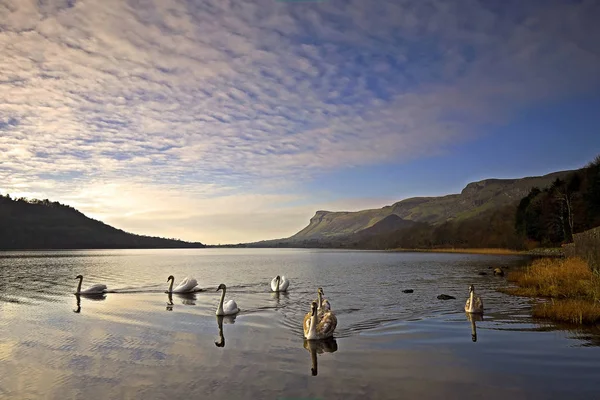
[0,195,205,250]
[290,170,572,241]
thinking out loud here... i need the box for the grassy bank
[391,248,522,255]
[502,257,600,325]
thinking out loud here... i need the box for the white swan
[216,283,240,316]
[465,284,484,314]
[271,275,290,292]
[74,275,107,295]
[304,301,337,340]
[166,275,198,293]
[316,287,331,314]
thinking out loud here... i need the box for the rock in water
[493,267,505,277]
[437,294,456,300]
[402,289,414,293]
[478,272,488,276]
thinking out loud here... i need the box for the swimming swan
[316,288,331,314]
[166,275,199,293]
[271,275,290,292]
[216,283,240,316]
[304,301,337,340]
[465,284,484,314]
[74,275,107,295]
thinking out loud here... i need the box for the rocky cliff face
[290,170,572,240]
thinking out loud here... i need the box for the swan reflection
[215,314,237,348]
[466,312,484,342]
[73,293,106,313]
[271,291,289,306]
[166,292,197,310]
[303,338,338,376]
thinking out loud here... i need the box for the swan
[316,287,331,314]
[271,275,290,292]
[166,275,198,293]
[74,275,107,295]
[465,284,484,314]
[304,301,337,340]
[216,283,240,316]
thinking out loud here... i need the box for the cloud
[1,0,599,243]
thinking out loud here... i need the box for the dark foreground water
[1,249,599,399]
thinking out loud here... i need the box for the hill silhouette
[0,195,205,250]
[249,157,600,250]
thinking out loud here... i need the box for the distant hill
[0,195,205,250]
[290,170,572,241]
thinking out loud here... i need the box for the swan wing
[280,276,290,291]
[223,299,239,315]
[81,284,107,294]
[475,296,484,311]
[174,277,198,293]
[465,298,471,311]
[317,312,337,338]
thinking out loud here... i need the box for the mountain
[290,170,572,241]
[0,195,205,250]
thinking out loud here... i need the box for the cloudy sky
[1,0,599,244]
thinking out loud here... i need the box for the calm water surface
[1,249,599,399]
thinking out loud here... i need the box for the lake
[0,249,599,399]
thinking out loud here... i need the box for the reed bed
[503,257,600,325]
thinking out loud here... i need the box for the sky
[1,0,600,245]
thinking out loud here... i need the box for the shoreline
[388,247,563,256]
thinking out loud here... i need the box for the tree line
[0,195,205,250]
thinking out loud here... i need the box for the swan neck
[77,276,83,293]
[276,278,280,291]
[318,291,322,307]
[309,312,317,336]
[469,290,474,307]
[168,278,174,293]
[218,288,226,313]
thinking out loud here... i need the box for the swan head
[217,283,226,291]
[275,275,281,281]
[318,287,324,295]
[469,284,475,293]
[167,275,174,282]
[75,275,83,280]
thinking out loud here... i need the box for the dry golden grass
[391,248,520,255]
[533,300,600,325]
[503,257,600,325]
